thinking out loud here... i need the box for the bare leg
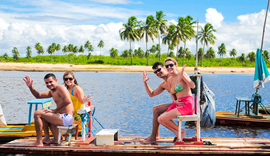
[142,103,170,144]
[158,109,182,137]
[31,110,64,147]
[32,110,45,147]
[42,119,51,144]
[50,124,59,144]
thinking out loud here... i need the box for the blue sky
[0,0,269,57]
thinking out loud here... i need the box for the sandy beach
[0,62,255,74]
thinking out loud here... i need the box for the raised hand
[142,71,149,83]
[83,94,92,104]
[180,64,186,76]
[23,75,33,88]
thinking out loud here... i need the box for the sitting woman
[158,57,195,140]
[63,71,91,127]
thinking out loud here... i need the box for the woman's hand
[83,94,91,104]
[180,64,186,77]
[174,99,184,106]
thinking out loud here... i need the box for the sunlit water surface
[0,71,270,140]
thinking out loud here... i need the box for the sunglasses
[154,68,162,74]
[165,63,174,68]
[64,77,73,81]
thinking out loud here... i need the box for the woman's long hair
[63,71,78,89]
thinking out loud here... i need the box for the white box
[96,129,119,146]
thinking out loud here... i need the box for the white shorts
[60,113,74,126]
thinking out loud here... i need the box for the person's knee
[157,116,163,124]
[34,110,42,118]
[153,106,163,115]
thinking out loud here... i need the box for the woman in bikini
[158,57,195,140]
[63,71,91,127]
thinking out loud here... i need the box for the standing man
[23,73,74,147]
[141,62,173,144]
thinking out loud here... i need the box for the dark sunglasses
[165,63,174,68]
[154,68,162,74]
[64,77,73,81]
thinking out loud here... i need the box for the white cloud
[205,8,224,28]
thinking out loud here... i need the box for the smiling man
[141,61,172,144]
[23,73,74,147]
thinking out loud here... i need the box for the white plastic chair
[176,74,201,143]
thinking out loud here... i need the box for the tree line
[1,10,270,67]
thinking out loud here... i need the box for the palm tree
[26,46,32,59]
[134,47,144,58]
[73,46,79,63]
[139,15,158,66]
[185,50,192,60]
[84,41,94,58]
[197,48,203,61]
[56,44,61,62]
[47,44,56,63]
[121,49,129,58]
[3,53,8,60]
[218,43,226,66]
[163,24,176,57]
[205,47,215,59]
[35,43,44,62]
[119,16,140,65]
[229,48,237,65]
[247,52,256,62]
[155,11,168,61]
[149,45,157,54]
[198,23,217,67]
[97,40,104,58]
[110,48,118,58]
[263,50,269,61]
[62,45,69,62]
[239,53,246,66]
[178,46,184,58]
[183,48,191,64]
[171,16,195,62]
[168,51,175,57]
[155,44,160,58]
[12,47,20,61]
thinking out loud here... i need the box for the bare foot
[141,137,156,144]
[50,139,59,144]
[174,129,186,142]
[42,137,51,144]
[144,136,159,140]
[30,141,44,147]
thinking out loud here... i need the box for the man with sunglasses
[141,61,176,144]
[23,73,74,147]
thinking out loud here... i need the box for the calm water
[0,71,270,139]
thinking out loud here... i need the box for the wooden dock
[0,136,270,155]
[216,112,270,127]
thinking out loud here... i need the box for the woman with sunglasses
[63,71,90,127]
[158,57,195,140]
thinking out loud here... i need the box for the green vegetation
[1,10,270,68]
[1,52,270,68]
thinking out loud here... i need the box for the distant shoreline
[0,62,255,74]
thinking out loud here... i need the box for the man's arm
[53,86,72,113]
[142,71,165,97]
[23,75,51,98]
